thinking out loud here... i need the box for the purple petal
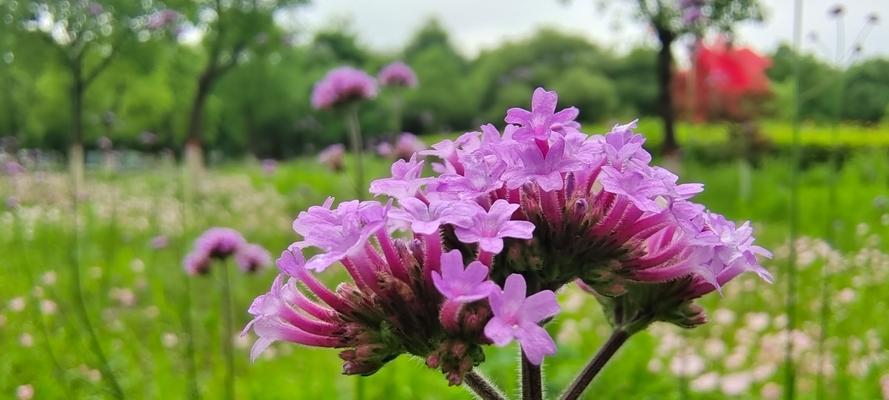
[515,323,557,365]
[520,290,560,324]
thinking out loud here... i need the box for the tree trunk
[184,70,213,173]
[656,25,679,157]
[70,62,85,189]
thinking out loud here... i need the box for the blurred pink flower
[378,61,418,88]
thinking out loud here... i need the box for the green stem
[178,170,201,400]
[220,259,235,400]
[68,168,125,399]
[560,328,631,400]
[463,371,507,400]
[354,378,365,400]
[521,350,543,400]
[785,1,803,399]
[345,105,366,200]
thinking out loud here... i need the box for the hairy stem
[521,351,543,400]
[464,371,507,400]
[560,328,631,400]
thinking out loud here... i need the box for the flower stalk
[220,259,235,400]
[559,328,631,400]
[521,350,543,400]
[464,371,506,400]
[346,104,366,200]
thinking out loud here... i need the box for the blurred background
[1,0,888,399]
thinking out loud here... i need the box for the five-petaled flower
[454,200,535,254]
[433,250,498,303]
[484,274,560,365]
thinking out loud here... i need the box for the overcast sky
[294,0,886,64]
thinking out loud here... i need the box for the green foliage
[550,68,617,122]
[1,4,888,155]
[842,59,889,123]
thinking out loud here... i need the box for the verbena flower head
[393,133,426,160]
[236,244,273,273]
[194,227,246,259]
[245,87,772,385]
[183,227,247,275]
[378,61,418,88]
[318,144,345,171]
[311,67,377,110]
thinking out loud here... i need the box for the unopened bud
[449,341,468,359]
[425,354,441,368]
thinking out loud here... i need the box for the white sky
[294,0,887,64]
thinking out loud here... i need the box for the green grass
[2,128,888,399]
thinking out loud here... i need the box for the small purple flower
[603,120,651,169]
[261,159,278,175]
[506,87,579,142]
[292,198,389,271]
[388,198,471,235]
[183,251,211,276]
[236,243,272,273]
[392,132,426,160]
[376,142,394,158]
[369,155,430,199]
[483,274,560,365]
[599,166,666,213]
[88,2,103,16]
[195,227,246,259]
[679,0,706,25]
[433,151,507,200]
[318,144,345,171]
[432,250,497,303]
[378,61,418,88]
[3,160,25,177]
[147,9,179,30]
[689,214,773,292]
[150,235,169,250]
[454,200,535,254]
[502,136,586,191]
[6,196,19,210]
[311,67,377,110]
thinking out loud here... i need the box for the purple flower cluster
[310,67,377,110]
[245,87,771,384]
[183,228,271,275]
[378,61,418,88]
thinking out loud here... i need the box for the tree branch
[83,46,117,88]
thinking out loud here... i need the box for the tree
[7,0,154,179]
[163,0,307,167]
[632,0,763,155]
[842,59,889,123]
